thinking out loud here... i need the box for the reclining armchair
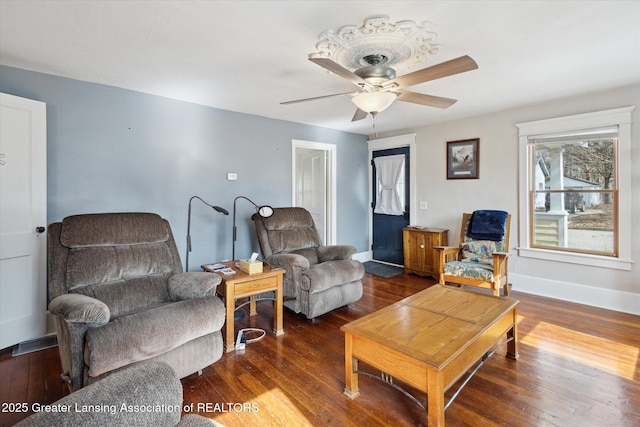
[252,207,364,319]
[435,210,511,296]
[17,361,220,426]
[48,213,225,391]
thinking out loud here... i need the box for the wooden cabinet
[403,227,449,278]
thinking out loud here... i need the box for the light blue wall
[1,65,369,270]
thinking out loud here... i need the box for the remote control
[203,263,228,272]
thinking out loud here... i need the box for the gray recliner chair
[252,207,364,319]
[16,361,221,426]
[48,212,225,391]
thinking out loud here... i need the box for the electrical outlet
[226,172,238,181]
[419,201,428,210]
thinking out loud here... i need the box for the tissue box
[239,259,263,275]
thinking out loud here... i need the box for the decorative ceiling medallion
[309,15,440,75]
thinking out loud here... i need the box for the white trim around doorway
[291,139,337,245]
[367,134,417,262]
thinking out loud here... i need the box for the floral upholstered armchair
[435,210,511,296]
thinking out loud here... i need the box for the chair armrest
[434,245,460,254]
[49,294,110,325]
[492,252,509,276]
[16,361,182,427]
[168,272,221,301]
[434,246,461,273]
[265,253,310,271]
[434,246,461,259]
[317,245,356,262]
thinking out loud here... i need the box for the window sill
[516,247,633,271]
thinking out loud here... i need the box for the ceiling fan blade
[351,108,368,122]
[309,57,371,88]
[383,55,478,90]
[281,91,357,105]
[396,91,458,109]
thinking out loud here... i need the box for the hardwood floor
[1,273,639,426]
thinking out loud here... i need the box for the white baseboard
[46,311,56,335]
[511,273,640,315]
[353,251,372,263]
[350,256,638,315]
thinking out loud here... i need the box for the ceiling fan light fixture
[351,91,397,114]
[286,16,476,123]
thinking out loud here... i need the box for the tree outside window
[530,132,617,256]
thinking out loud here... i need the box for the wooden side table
[202,261,285,352]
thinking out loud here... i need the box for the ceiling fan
[282,54,478,121]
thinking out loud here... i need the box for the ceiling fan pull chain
[372,112,379,138]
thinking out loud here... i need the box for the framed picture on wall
[447,138,479,179]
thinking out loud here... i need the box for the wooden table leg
[249,295,257,316]
[427,369,445,426]
[224,287,236,353]
[273,278,284,336]
[506,307,519,360]
[343,333,360,399]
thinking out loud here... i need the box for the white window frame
[516,107,634,271]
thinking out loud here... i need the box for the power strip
[235,330,247,350]
[235,328,266,351]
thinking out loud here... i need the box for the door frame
[368,134,416,261]
[291,139,337,245]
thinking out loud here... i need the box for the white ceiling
[1,1,639,136]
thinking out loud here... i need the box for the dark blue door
[372,147,410,265]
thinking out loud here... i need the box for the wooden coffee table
[203,261,285,352]
[341,285,518,426]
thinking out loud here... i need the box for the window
[529,128,617,256]
[374,156,406,214]
[517,107,634,270]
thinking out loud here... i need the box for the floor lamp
[232,196,274,260]
[186,196,228,272]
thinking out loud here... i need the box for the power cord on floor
[235,328,266,350]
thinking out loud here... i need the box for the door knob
[36,226,46,233]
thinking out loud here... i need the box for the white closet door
[0,93,47,349]
[295,147,327,243]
